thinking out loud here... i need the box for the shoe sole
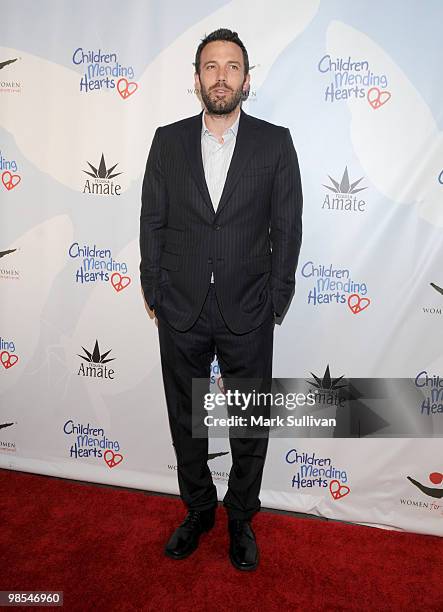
[164,523,214,560]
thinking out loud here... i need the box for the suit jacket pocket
[243,165,274,177]
[159,250,180,271]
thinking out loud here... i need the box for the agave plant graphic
[83,154,122,179]
[309,365,346,391]
[323,167,367,195]
[78,340,115,364]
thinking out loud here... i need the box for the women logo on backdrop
[0,421,16,455]
[0,56,21,94]
[0,248,19,282]
[421,281,443,318]
[400,470,443,518]
[408,471,443,499]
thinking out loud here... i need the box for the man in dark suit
[139,28,302,571]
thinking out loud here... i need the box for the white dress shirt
[201,110,240,283]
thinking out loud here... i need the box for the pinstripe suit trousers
[157,283,274,520]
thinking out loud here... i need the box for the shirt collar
[201,109,240,138]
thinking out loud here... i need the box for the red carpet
[0,468,441,611]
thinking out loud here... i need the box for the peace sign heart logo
[117,78,138,99]
[111,272,131,292]
[0,351,19,369]
[2,171,21,191]
[367,87,391,110]
[329,479,350,500]
[347,293,370,314]
[104,450,123,468]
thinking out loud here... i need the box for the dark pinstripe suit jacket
[139,108,303,333]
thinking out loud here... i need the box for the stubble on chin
[202,87,243,116]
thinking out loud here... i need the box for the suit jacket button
[214,224,221,230]
[208,258,213,264]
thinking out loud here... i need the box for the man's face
[195,40,250,115]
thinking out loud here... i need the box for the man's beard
[200,81,245,116]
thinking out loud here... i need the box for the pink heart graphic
[367,87,391,110]
[2,171,21,191]
[104,450,123,468]
[347,293,370,314]
[0,351,19,369]
[111,273,131,292]
[329,479,350,500]
[117,78,138,99]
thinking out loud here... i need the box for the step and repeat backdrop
[1,0,443,537]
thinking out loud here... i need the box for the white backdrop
[1,0,442,537]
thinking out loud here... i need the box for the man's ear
[194,72,202,103]
[243,72,250,92]
[242,73,251,100]
[194,72,200,92]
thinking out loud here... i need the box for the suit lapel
[216,108,259,217]
[180,108,260,217]
[180,111,213,214]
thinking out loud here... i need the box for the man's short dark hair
[194,28,249,76]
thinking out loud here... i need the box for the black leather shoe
[228,519,259,571]
[164,506,216,560]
